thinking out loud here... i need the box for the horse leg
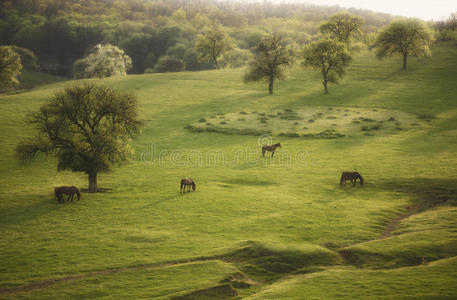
[262,149,265,158]
[352,179,356,187]
[271,150,275,158]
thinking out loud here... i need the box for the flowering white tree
[73,44,132,79]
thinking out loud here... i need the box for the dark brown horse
[340,171,364,186]
[262,143,281,158]
[180,178,196,193]
[55,186,81,203]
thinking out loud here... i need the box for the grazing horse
[180,178,196,193]
[340,171,364,187]
[262,143,281,158]
[54,186,81,203]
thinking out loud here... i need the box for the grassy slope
[0,43,456,299]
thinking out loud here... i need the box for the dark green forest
[0,0,398,77]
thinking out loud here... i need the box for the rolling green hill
[0,43,456,299]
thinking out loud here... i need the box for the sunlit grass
[0,44,456,298]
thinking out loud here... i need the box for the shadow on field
[0,195,58,226]
[375,177,457,209]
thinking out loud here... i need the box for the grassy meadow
[1,43,457,299]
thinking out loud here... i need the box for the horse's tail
[75,187,81,200]
[192,181,196,191]
[340,174,344,185]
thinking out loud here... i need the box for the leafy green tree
[302,39,352,94]
[152,55,184,73]
[220,47,252,69]
[243,33,295,95]
[16,84,142,193]
[9,46,37,70]
[73,44,132,79]
[120,33,151,74]
[0,46,22,91]
[374,19,434,69]
[195,26,232,69]
[319,13,364,45]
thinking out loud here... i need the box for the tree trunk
[88,171,97,193]
[268,75,274,94]
[403,54,408,69]
[323,80,328,94]
[213,56,220,69]
[322,70,329,94]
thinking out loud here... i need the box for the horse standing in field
[262,143,281,158]
[340,171,364,187]
[54,186,81,203]
[180,178,196,193]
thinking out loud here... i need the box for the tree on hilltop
[243,33,295,95]
[374,19,434,69]
[302,39,352,94]
[320,13,364,46]
[17,84,142,193]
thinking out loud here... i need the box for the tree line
[0,0,395,79]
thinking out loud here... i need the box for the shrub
[360,117,375,122]
[281,110,302,120]
[185,125,271,136]
[303,129,344,138]
[417,113,435,121]
[278,132,300,138]
[153,55,185,73]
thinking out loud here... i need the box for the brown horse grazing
[180,178,196,193]
[54,186,81,203]
[340,171,364,187]
[262,143,281,158]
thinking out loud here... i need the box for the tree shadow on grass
[0,195,62,226]
[374,177,457,210]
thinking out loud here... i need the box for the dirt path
[379,204,420,238]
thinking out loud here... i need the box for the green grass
[0,43,456,299]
